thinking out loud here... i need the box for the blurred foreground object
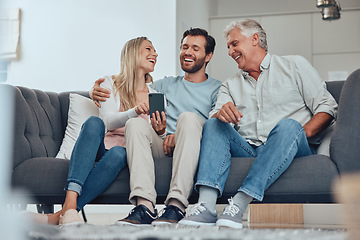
[0,84,26,239]
[334,173,360,240]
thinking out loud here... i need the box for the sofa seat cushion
[92,155,174,204]
[11,154,339,205]
[12,157,69,197]
[11,154,174,205]
[12,157,132,204]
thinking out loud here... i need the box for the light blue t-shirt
[153,75,221,134]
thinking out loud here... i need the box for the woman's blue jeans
[195,118,316,201]
[65,116,127,211]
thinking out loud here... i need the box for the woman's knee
[81,116,105,135]
[105,146,127,169]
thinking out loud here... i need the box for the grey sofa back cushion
[326,81,343,104]
[330,68,360,173]
[13,87,63,168]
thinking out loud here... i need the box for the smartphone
[149,93,165,120]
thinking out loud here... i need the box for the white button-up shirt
[210,54,338,146]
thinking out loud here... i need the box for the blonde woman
[35,37,165,225]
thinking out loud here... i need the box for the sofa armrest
[330,68,360,174]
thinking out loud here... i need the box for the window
[0,9,20,60]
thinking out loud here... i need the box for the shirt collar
[241,53,271,79]
[260,53,271,71]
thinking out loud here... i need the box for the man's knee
[176,112,204,133]
[125,118,151,140]
[274,118,303,135]
[277,118,302,129]
[203,118,223,131]
[125,118,148,132]
[177,112,201,125]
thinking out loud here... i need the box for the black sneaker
[152,205,185,225]
[115,205,158,226]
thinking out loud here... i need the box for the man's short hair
[181,28,216,55]
[224,19,268,52]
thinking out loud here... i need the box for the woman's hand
[135,101,149,115]
[151,111,166,136]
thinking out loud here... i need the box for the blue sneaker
[116,205,157,226]
[152,205,185,225]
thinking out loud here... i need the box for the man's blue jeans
[66,116,127,211]
[195,118,316,201]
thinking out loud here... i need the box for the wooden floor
[249,204,303,224]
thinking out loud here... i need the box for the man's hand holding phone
[149,93,166,136]
[151,111,166,135]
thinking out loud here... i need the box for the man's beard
[180,56,206,73]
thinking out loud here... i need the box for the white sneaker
[59,209,84,226]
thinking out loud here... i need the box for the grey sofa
[10,68,360,213]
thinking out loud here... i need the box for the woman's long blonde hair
[112,37,153,111]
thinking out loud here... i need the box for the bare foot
[24,212,48,224]
[46,211,62,225]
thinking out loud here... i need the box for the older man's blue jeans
[195,118,316,201]
[66,116,127,211]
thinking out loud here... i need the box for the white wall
[208,1,360,82]
[2,0,177,92]
[214,0,360,16]
[175,0,217,75]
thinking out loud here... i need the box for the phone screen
[149,93,165,119]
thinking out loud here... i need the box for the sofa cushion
[12,157,69,197]
[56,93,98,159]
[330,68,360,173]
[316,122,336,157]
[325,81,344,104]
